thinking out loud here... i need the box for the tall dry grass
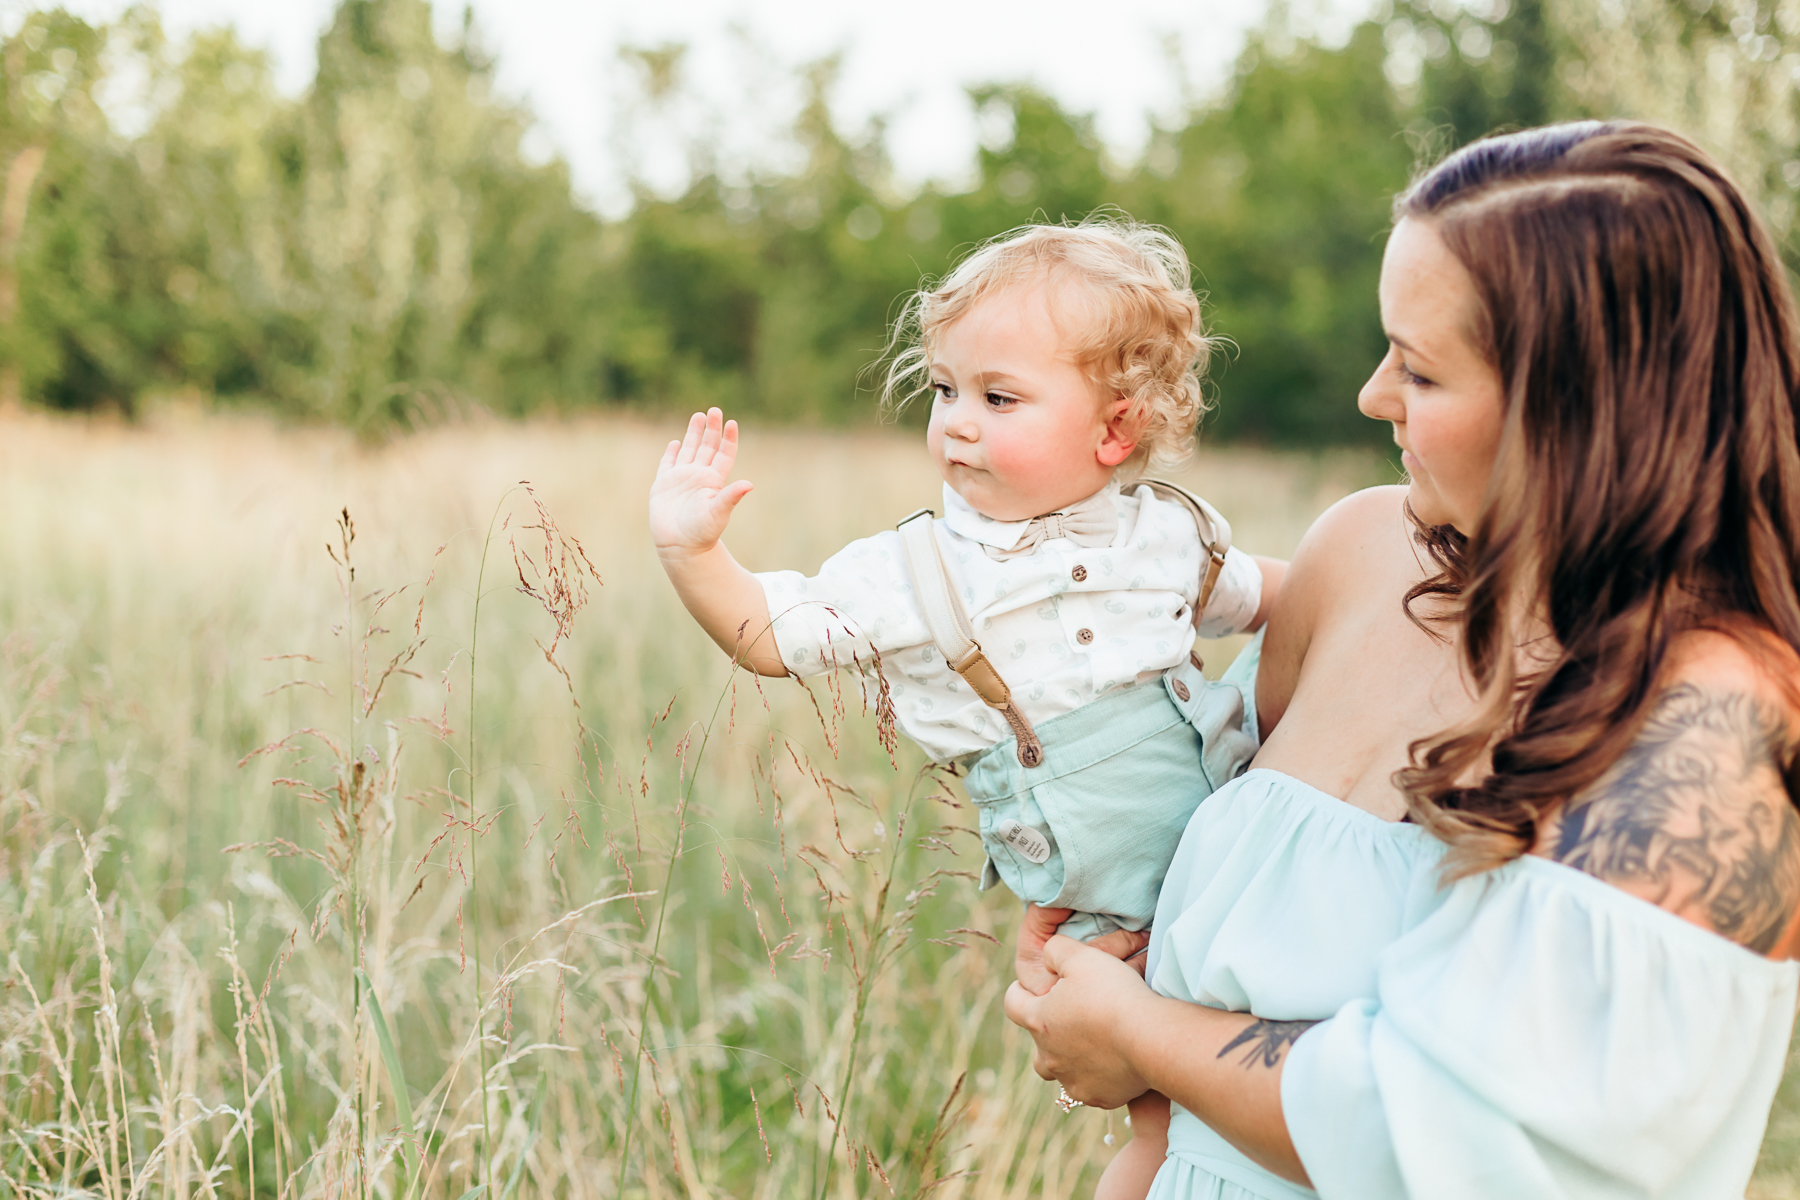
[1,408,1794,1198]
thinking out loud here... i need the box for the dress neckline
[1241,767,1416,831]
[1246,770,1795,968]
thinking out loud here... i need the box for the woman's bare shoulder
[1283,486,1416,589]
[1536,627,1800,957]
[1276,486,1422,625]
[1257,486,1422,734]
[1297,484,1412,548]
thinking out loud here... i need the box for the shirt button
[1173,679,1191,702]
[1071,564,1088,582]
[1076,628,1094,645]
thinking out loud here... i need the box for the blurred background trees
[5,0,1800,443]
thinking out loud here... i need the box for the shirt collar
[939,480,1120,551]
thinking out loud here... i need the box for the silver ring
[1056,1084,1085,1113]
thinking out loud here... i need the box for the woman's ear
[1096,397,1140,468]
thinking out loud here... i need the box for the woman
[1006,121,1800,1198]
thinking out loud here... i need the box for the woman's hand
[1014,906,1150,994]
[1008,934,1312,1184]
[650,408,754,562]
[1004,934,1158,1109]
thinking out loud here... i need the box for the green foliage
[1121,24,1417,443]
[4,0,1800,441]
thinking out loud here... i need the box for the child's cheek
[981,433,1031,484]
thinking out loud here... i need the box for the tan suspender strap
[896,484,1227,764]
[1136,478,1233,622]
[897,509,1045,768]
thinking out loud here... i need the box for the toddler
[649,220,1283,1199]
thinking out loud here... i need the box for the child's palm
[651,409,754,554]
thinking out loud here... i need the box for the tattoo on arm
[1217,1018,1320,1070]
[1547,683,1800,954]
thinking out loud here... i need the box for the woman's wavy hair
[878,215,1214,474]
[1394,121,1800,876]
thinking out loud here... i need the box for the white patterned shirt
[756,480,1262,761]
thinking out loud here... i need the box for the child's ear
[1096,397,1139,468]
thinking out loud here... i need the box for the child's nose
[942,402,980,442]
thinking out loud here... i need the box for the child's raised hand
[650,408,755,559]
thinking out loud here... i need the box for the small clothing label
[994,818,1052,864]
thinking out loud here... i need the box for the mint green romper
[967,639,1260,943]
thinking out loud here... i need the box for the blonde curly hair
[880,216,1215,474]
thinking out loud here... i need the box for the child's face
[925,285,1136,521]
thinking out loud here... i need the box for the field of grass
[2,408,1798,1199]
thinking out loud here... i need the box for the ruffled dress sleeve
[1282,856,1800,1199]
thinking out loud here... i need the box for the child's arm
[1245,555,1288,632]
[650,408,788,677]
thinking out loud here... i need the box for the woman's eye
[1398,362,1432,388]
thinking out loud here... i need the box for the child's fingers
[714,419,740,474]
[695,407,726,466]
[711,478,753,520]
[675,411,706,464]
[657,438,681,473]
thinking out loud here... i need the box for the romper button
[1071,564,1088,582]
[1173,679,1191,702]
[1076,628,1094,645]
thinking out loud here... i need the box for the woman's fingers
[1039,933,1088,977]
[1085,926,1151,964]
[1021,905,1074,941]
[1003,981,1046,1037]
[1002,980,1084,1087]
[1015,904,1074,992]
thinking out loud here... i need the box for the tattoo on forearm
[1547,683,1800,954]
[1217,1018,1319,1070]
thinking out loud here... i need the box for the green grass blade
[499,1084,546,1200]
[456,1186,488,1200]
[357,969,421,1195]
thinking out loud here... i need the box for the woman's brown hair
[1393,121,1800,875]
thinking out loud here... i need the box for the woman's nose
[1358,353,1402,424]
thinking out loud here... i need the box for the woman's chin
[1405,482,1454,529]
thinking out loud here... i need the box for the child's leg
[1094,1090,1170,1200]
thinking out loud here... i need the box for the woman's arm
[1254,486,1411,738]
[1003,936,1311,1186]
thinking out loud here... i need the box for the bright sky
[12,0,1372,214]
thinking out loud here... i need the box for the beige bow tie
[985,495,1118,560]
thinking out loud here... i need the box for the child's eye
[985,392,1018,410]
[930,382,954,401]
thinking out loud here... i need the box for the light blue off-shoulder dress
[1143,768,1800,1199]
